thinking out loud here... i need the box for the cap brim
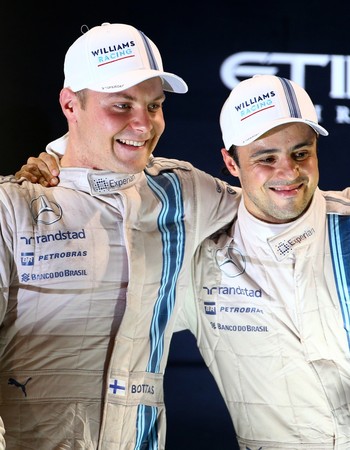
[83,69,188,94]
[233,118,329,147]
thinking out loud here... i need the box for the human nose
[130,108,152,132]
[278,156,299,176]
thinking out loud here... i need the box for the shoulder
[0,175,26,197]
[145,156,241,193]
[321,188,350,214]
[0,174,22,185]
[0,176,47,201]
[144,156,194,175]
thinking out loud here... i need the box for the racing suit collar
[237,189,324,262]
[58,167,143,195]
[46,133,144,195]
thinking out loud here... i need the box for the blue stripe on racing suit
[134,172,186,450]
[328,213,350,348]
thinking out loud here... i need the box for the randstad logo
[91,41,136,66]
[20,229,86,246]
[235,91,276,119]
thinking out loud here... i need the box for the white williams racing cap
[220,74,328,148]
[64,22,188,94]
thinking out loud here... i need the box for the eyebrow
[250,140,314,158]
[108,93,166,102]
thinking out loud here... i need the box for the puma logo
[8,377,32,397]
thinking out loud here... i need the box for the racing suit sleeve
[0,417,5,449]
[0,187,15,449]
[174,260,199,334]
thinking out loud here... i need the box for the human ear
[221,148,239,177]
[59,88,77,121]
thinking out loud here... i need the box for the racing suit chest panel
[0,162,239,449]
[191,191,350,448]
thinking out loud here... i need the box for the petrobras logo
[21,252,34,266]
[220,51,350,124]
[204,301,216,315]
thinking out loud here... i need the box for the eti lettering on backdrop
[220,51,350,125]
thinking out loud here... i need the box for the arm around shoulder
[14,152,60,187]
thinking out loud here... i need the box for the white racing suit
[180,188,350,450]
[0,154,239,449]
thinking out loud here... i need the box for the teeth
[119,139,145,147]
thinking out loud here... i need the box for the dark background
[2,1,350,448]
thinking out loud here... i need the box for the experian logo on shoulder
[220,51,350,124]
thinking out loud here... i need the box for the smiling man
[222,121,319,223]
[15,63,350,448]
[0,22,239,449]
[179,75,350,450]
[14,69,350,448]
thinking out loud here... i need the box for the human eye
[114,102,131,110]
[293,150,310,161]
[148,102,163,112]
[255,155,276,165]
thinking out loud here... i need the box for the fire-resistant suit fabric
[0,152,239,449]
[179,187,350,450]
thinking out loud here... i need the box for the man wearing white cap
[179,75,350,449]
[0,22,239,449]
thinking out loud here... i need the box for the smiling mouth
[270,181,304,191]
[270,183,303,194]
[118,139,146,147]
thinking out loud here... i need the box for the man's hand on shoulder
[15,152,60,187]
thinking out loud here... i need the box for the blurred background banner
[3,1,350,190]
[2,1,350,448]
